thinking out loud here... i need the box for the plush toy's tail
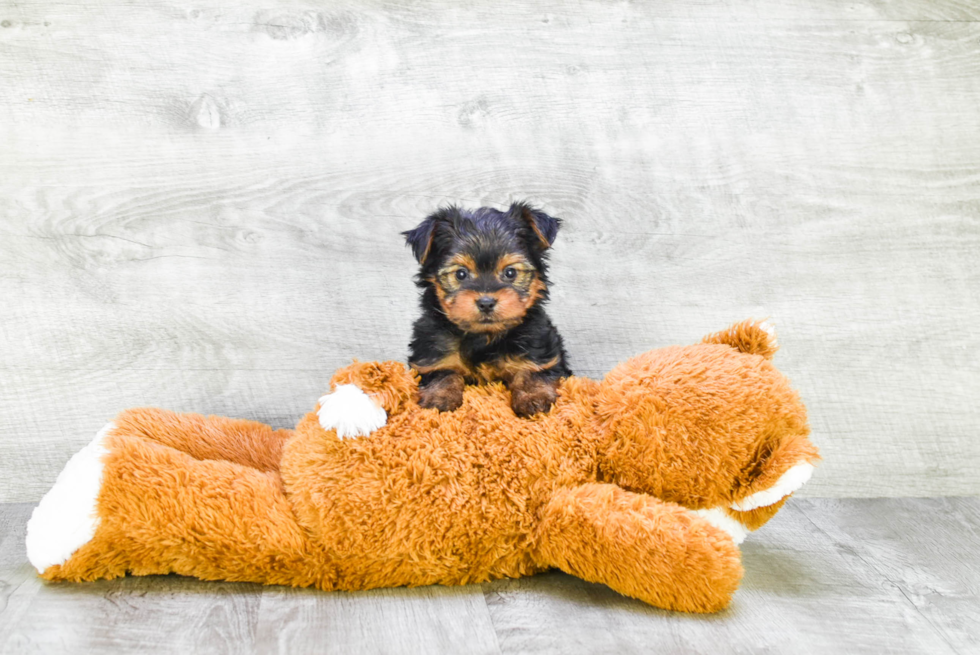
[701,319,778,360]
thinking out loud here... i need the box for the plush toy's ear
[509,201,561,249]
[402,207,457,264]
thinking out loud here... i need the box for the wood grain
[254,585,501,655]
[2,499,978,654]
[2,0,980,500]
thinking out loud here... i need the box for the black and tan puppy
[403,202,571,417]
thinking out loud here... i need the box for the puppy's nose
[476,296,497,313]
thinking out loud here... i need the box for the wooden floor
[1,498,977,654]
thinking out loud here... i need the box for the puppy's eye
[455,269,468,281]
[502,266,517,280]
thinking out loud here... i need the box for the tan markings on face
[435,254,476,294]
[442,289,493,329]
[431,274,470,323]
[431,277,449,305]
[432,253,545,332]
[495,255,537,289]
[493,287,531,322]
[526,277,547,305]
[438,288,528,333]
[450,253,477,269]
[495,254,529,274]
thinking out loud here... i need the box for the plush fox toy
[26,320,817,613]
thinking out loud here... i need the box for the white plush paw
[730,461,814,512]
[692,508,748,545]
[25,423,111,573]
[318,384,387,438]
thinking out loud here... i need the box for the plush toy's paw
[692,508,748,545]
[730,461,815,512]
[318,384,387,438]
[26,423,111,573]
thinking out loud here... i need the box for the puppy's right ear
[402,218,436,264]
[402,207,455,264]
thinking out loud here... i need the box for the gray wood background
[2,0,979,502]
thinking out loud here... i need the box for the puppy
[403,202,571,417]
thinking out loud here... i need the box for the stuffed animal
[25,320,818,613]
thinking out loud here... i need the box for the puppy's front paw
[418,374,465,412]
[511,384,557,418]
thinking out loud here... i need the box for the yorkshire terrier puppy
[403,202,571,417]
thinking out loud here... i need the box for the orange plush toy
[26,320,818,613]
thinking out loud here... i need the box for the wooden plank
[2,0,980,501]
[254,586,501,655]
[795,497,980,654]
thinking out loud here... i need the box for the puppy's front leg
[418,370,465,412]
[510,370,559,417]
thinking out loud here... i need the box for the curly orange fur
[39,320,817,614]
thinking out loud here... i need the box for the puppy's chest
[455,337,530,383]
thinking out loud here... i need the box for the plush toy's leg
[537,483,743,613]
[27,424,321,588]
[113,408,292,471]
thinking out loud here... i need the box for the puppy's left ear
[510,202,561,249]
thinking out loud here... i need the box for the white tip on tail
[730,462,815,512]
[318,384,387,438]
[692,508,748,545]
[26,423,111,573]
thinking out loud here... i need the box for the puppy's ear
[402,217,437,264]
[402,207,455,264]
[509,202,561,249]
